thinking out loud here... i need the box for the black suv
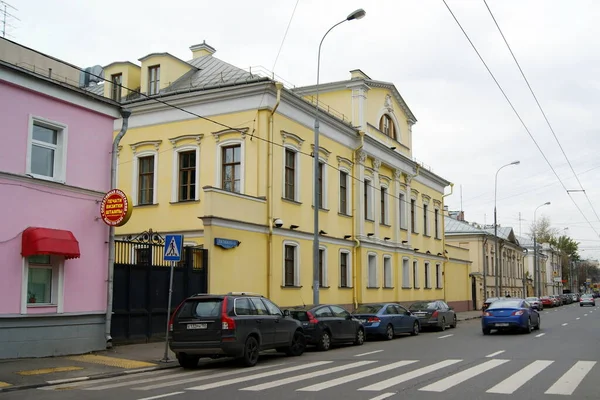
[169,292,306,367]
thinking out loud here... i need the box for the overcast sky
[7,0,600,260]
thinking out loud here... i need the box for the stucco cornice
[130,140,162,153]
[169,134,204,148]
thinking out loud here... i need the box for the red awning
[21,227,81,260]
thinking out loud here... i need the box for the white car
[580,294,595,307]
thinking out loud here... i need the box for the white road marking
[486,360,554,394]
[486,350,506,358]
[40,369,176,390]
[240,360,376,391]
[125,367,159,374]
[359,359,462,391]
[562,323,568,326]
[419,359,510,392]
[535,333,545,337]
[576,317,581,320]
[297,360,418,392]
[355,350,384,357]
[545,361,597,395]
[136,392,184,400]
[46,377,89,385]
[438,334,453,339]
[584,314,588,316]
[368,393,396,400]
[186,361,332,391]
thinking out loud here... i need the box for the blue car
[482,298,540,335]
[353,303,420,339]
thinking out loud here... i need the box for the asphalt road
[5,303,599,400]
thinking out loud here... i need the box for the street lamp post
[494,161,520,297]
[313,9,366,306]
[533,201,551,297]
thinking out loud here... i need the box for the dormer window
[148,65,160,95]
[379,114,396,140]
[111,73,122,102]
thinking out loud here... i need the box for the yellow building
[99,42,469,310]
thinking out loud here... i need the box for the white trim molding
[339,249,352,288]
[171,145,201,202]
[130,140,162,154]
[364,176,374,220]
[280,130,305,149]
[169,134,203,148]
[26,114,68,184]
[132,150,159,205]
[380,182,389,225]
[402,257,411,288]
[212,127,249,143]
[319,245,328,287]
[367,252,378,288]
[424,261,431,289]
[21,255,64,314]
[338,166,351,216]
[313,157,328,209]
[215,139,245,194]
[282,240,300,287]
[412,259,420,288]
[383,254,393,288]
[282,144,301,202]
[310,144,331,162]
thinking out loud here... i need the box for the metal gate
[111,230,208,343]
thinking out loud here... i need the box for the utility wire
[483,0,600,225]
[441,0,600,238]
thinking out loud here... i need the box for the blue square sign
[164,234,183,262]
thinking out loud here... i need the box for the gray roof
[444,216,487,235]
[84,82,104,96]
[516,235,534,247]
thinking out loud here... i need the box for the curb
[0,363,180,393]
[457,315,482,322]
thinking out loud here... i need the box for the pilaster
[372,158,381,238]
[356,150,367,236]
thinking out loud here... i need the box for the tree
[576,260,600,288]
[550,235,580,284]
[528,215,560,243]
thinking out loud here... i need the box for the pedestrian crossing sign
[164,234,183,262]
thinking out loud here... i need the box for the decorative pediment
[379,174,391,186]
[169,134,204,148]
[212,127,249,143]
[410,188,419,199]
[130,140,162,154]
[280,131,305,149]
[336,156,353,170]
[372,159,381,172]
[433,199,442,208]
[310,144,331,161]
[422,194,431,204]
[399,182,407,191]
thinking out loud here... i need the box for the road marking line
[584,314,588,316]
[17,366,84,376]
[134,364,284,391]
[359,359,462,391]
[438,334,453,339]
[46,377,90,385]
[136,392,184,400]
[368,393,396,400]
[297,360,419,392]
[486,350,505,358]
[187,361,332,391]
[241,360,376,391]
[125,367,159,374]
[576,317,581,320]
[86,368,223,391]
[535,333,545,337]
[67,354,156,369]
[39,369,175,390]
[545,361,597,395]
[562,323,568,326]
[419,359,510,392]
[355,350,384,357]
[486,360,553,394]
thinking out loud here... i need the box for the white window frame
[339,249,352,288]
[383,255,393,288]
[410,197,418,233]
[339,168,351,215]
[364,177,374,220]
[319,246,328,287]
[434,208,440,239]
[367,252,378,288]
[282,240,300,287]
[216,139,245,194]
[21,255,64,314]
[423,203,430,236]
[26,115,68,183]
[132,151,158,205]
[282,144,300,201]
[402,257,411,288]
[380,184,389,224]
[171,145,200,202]
[436,263,443,288]
[399,192,407,229]
[425,261,431,288]
[313,158,328,209]
[413,259,419,288]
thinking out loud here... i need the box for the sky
[5,0,600,260]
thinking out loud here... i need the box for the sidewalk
[0,341,180,392]
[456,310,482,321]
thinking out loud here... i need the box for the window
[423,204,429,235]
[262,298,283,316]
[23,254,63,312]
[249,297,268,315]
[283,243,298,287]
[368,254,377,287]
[380,186,388,224]
[402,258,410,288]
[284,148,296,200]
[318,248,327,287]
[399,193,406,229]
[385,305,398,314]
[383,256,392,288]
[364,178,373,220]
[411,199,416,233]
[178,150,196,201]
[425,262,431,288]
[134,247,152,265]
[138,155,155,205]
[317,161,325,208]
[315,307,333,318]
[234,297,254,315]
[413,260,419,288]
[434,208,440,239]
[340,251,350,288]
[111,73,122,101]
[148,65,160,95]
[27,117,67,182]
[221,144,241,193]
[379,114,396,140]
[330,305,350,319]
[339,171,349,215]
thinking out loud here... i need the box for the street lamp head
[544,201,551,206]
[511,160,520,165]
[347,8,366,20]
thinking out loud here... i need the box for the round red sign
[100,189,132,227]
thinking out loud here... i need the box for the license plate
[496,323,509,327]
[187,323,207,330]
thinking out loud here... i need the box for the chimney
[350,69,371,80]
[190,40,216,59]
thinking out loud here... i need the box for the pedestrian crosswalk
[39,357,597,396]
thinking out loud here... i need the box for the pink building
[0,48,120,358]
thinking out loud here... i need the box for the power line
[441,0,600,238]
[482,0,600,225]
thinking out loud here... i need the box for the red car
[540,296,553,307]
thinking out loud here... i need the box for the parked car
[408,300,457,331]
[549,295,561,307]
[525,297,544,311]
[482,298,541,335]
[580,294,596,307]
[482,297,503,312]
[287,304,364,351]
[353,303,420,339]
[540,296,554,308]
[169,292,306,368]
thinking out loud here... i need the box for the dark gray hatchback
[169,292,306,368]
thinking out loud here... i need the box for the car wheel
[241,336,260,367]
[352,328,364,345]
[482,328,491,335]
[410,321,419,336]
[450,315,457,328]
[580,304,583,307]
[439,317,446,331]
[317,331,331,351]
[534,316,541,330]
[524,318,532,334]
[284,330,306,357]
[177,353,200,369]
[385,324,394,340]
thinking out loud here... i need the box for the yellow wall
[103,63,141,100]
[139,54,194,94]
[445,244,472,309]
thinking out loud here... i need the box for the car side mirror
[405,311,411,316]
[346,314,353,320]
[283,309,290,317]
[449,307,454,311]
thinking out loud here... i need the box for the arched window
[379,114,396,140]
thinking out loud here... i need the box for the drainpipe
[482,235,489,310]
[352,132,364,308]
[441,183,454,303]
[105,108,132,348]
[266,82,283,299]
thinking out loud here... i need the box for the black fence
[111,230,208,343]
